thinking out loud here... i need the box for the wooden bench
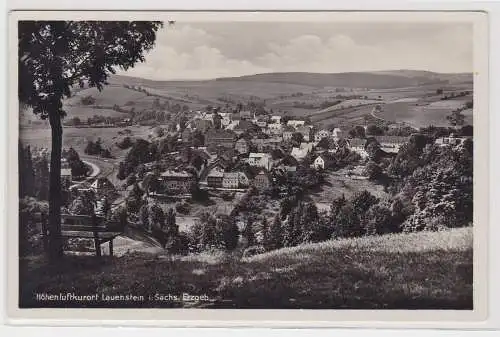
[37,213,123,257]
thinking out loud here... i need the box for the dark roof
[206,129,236,139]
[348,138,367,147]
[234,120,256,131]
[279,155,299,166]
[373,136,410,145]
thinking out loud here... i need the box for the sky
[119,22,473,80]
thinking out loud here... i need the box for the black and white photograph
[12,11,486,316]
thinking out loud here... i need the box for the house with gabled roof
[234,138,250,154]
[282,125,296,142]
[248,152,273,170]
[347,138,368,158]
[373,135,410,153]
[287,120,306,128]
[253,170,271,190]
[205,129,237,148]
[160,170,196,194]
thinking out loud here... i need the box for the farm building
[253,170,271,190]
[248,153,273,170]
[205,129,237,148]
[207,170,224,188]
[347,138,368,158]
[160,170,195,194]
[373,136,410,153]
[222,172,239,189]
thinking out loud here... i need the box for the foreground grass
[19,227,473,309]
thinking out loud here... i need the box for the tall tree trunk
[48,113,64,260]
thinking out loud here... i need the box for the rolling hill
[215,70,473,89]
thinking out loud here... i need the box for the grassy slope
[19,227,473,309]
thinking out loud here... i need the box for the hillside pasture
[19,125,153,156]
[375,99,473,128]
[19,227,473,309]
[308,169,389,205]
[65,85,147,107]
[311,104,377,128]
[61,106,130,119]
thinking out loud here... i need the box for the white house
[331,128,344,141]
[313,155,325,170]
[300,142,314,153]
[219,112,232,127]
[287,120,306,128]
[268,123,283,131]
[222,172,240,189]
[373,136,409,153]
[435,134,467,148]
[314,129,331,142]
[290,143,314,161]
[270,115,282,124]
[248,153,273,170]
[225,120,240,130]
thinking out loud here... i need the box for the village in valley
[17,20,475,309]
[19,77,473,257]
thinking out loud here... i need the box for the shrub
[175,201,191,214]
[242,245,266,258]
[80,95,96,106]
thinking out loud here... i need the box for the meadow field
[19,227,473,309]
[308,169,389,204]
[19,125,155,156]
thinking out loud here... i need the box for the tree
[164,208,178,235]
[351,190,379,220]
[333,204,361,238]
[267,214,283,251]
[201,215,217,249]
[348,125,366,138]
[213,112,222,129]
[317,137,334,150]
[19,143,35,197]
[364,204,394,235]
[365,138,382,162]
[364,161,383,181]
[447,110,465,127]
[330,194,347,220]
[366,124,384,136]
[191,130,205,147]
[291,132,304,145]
[19,21,163,259]
[436,88,443,95]
[216,215,240,251]
[126,182,144,214]
[242,218,256,247]
[33,155,50,200]
[260,218,270,249]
